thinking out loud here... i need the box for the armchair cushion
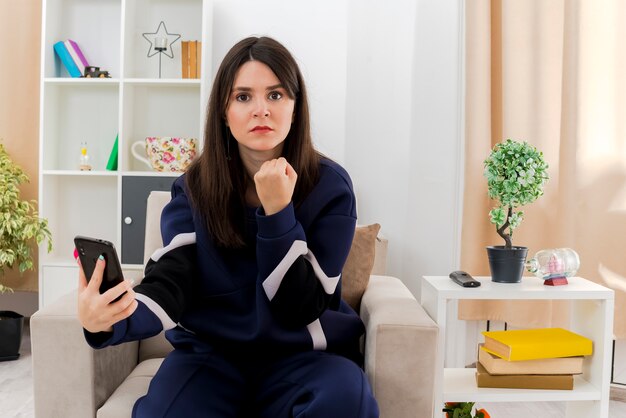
[341,223,381,311]
[97,359,163,418]
[361,275,439,418]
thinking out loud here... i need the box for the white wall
[211,0,465,297]
[212,0,349,161]
[0,292,38,317]
[345,0,464,296]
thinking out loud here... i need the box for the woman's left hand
[254,157,298,215]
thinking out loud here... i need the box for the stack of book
[475,327,593,390]
[181,40,202,79]
[53,39,89,78]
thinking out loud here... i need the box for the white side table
[420,276,614,418]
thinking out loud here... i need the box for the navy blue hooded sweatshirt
[85,159,364,362]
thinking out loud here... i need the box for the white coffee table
[421,276,614,418]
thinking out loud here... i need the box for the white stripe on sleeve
[150,232,196,262]
[306,319,327,350]
[135,293,177,331]
[262,240,308,301]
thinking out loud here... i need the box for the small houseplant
[0,143,52,361]
[443,402,490,418]
[483,139,548,283]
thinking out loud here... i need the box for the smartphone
[74,235,124,295]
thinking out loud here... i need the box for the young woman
[78,36,379,417]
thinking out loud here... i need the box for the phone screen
[74,235,124,294]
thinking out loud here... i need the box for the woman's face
[225,60,295,159]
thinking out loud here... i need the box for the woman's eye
[236,94,250,102]
[268,91,282,100]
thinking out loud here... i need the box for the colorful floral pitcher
[131,137,197,172]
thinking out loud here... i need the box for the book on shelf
[53,41,82,78]
[478,344,583,375]
[475,362,574,390]
[106,134,118,171]
[197,41,202,77]
[181,41,190,78]
[189,40,197,79]
[64,39,89,76]
[181,40,201,79]
[481,327,593,361]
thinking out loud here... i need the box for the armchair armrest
[31,291,139,418]
[360,275,439,418]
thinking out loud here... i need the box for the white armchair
[31,191,439,417]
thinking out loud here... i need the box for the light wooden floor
[2,324,626,417]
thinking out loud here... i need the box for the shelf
[39,0,209,308]
[443,368,600,402]
[121,83,201,172]
[43,170,118,176]
[423,275,614,417]
[422,276,614,300]
[41,176,118,262]
[42,0,122,79]
[123,78,201,86]
[42,82,119,171]
[44,77,120,85]
[42,170,184,177]
[44,78,121,85]
[120,171,182,177]
[123,0,204,79]
[43,78,200,86]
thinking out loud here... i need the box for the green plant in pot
[0,143,52,361]
[484,139,548,283]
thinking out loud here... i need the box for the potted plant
[0,143,52,361]
[483,139,549,283]
[443,402,490,418]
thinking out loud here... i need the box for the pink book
[65,39,89,75]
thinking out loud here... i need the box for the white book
[64,40,85,75]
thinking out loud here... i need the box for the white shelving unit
[421,276,615,418]
[38,0,212,307]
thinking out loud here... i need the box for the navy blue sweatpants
[132,347,379,417]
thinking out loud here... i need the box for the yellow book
[481,327,592,361]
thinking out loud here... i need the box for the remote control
[449,271,481,287]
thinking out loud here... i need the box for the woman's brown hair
[185,36,320,248]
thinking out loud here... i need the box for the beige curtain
[460,0,626,338]
[0,1,42,292]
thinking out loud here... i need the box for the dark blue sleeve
[84,177,197,348]
[256,164,357,328]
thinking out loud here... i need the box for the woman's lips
[251,126,272,133]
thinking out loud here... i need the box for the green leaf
[489,207,506,226]
[483,139,549,245]
[0,143,53,282]
[509,212,524,229]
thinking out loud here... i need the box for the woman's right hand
[77,256,138,333]
[254,157,298,216]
